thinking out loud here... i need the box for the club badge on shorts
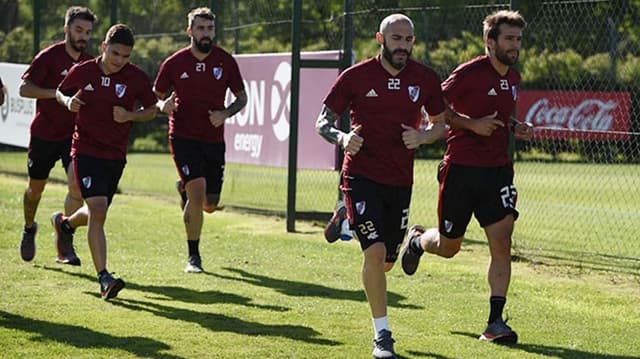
[82,176,92,189]
[408,85,420,103]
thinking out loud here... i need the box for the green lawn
[0,155,639,358]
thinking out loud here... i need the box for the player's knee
[383,262,395,272]
[203,204,216,213]
[440,237,463,258]
[204,193,220,213]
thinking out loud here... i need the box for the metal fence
[5,0,639,274]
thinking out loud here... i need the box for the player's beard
[495,44,519,66]
[69,37,88,53]
[195,37,213,53]
[382,41,411,70]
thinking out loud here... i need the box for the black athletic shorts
[342,175,412,263]
[170,136,225,196]
[27,136,72,180]
[73,154,126,205]
[437,161,519,238]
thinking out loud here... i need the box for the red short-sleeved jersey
[442,55,521,167]
[324,56,446,186]
[58,59,157,160]
[154,46,245,144]
[21,42,93,141]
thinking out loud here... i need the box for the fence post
[287,0,302,232]
[110,0,117,25]
[32,0,40,55]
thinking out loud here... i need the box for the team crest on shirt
[82,176,92,189]
[181,164,190,176]
[115,84,127,98]
[408,86,420,103]
[355,201,366,215]
[212,67,223,80]
[511,85,518,101]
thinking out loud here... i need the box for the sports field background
[1,158,639,358]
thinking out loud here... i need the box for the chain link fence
[1,0,637,274]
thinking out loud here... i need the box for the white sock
[373,316,389,338]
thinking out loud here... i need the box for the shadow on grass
[210,267,423,310]
[38,265,339,346]
[38,265,288,311]
[101,297,340,346]
[450,331,638,359]
[404,350,454,359]
[0,310,181,359]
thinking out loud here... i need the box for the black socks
[489,296,506,323]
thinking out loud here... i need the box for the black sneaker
[400,225,425,275]
[176,179,187,210]
[99,273,125,300]
[20,222,38,262]
[372,329,397,359]
[51,212,81,266]
[184,255,203,273]
[479,318,518,344]
[324,201,347,243]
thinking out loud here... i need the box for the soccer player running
[55,24,158,300]
[18,6,96,265]
[399,10,533,344]
[154,7,247,274]
[316,14,497,359]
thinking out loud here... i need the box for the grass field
[1,152,639,358]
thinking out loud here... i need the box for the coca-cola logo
[525,98,617,131]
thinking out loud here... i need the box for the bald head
[379,14,414,35]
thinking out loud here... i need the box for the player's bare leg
[20,178,46,261]
[183,177,206,273]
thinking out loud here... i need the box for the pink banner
[224,51,340,169]
[516,91,632,140]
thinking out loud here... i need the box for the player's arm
[113,104,157,123]
[222,89,248,118]
[315,104,363,155]
[208,89,248,127]
[444,104,503,137]
[154,88,176,114]
[401,111,447,149]
[20,79,56,99]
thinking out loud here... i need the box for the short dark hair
[65,6,97,26]
[104,24,135,47]
[187,7,215,29]
[483,10,526,42]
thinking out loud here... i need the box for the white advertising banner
[0,62,33,148]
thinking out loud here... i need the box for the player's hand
[469,111,503,136]
[401,123,422,149]
[113,106,130,123]
[159,92,176,114]
[208,110,227,127]
[514,121,534,140]
[66,90,85,112]
[341,124,363,156]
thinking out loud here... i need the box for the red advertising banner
[516,91,632,140]
[224,51,340,169]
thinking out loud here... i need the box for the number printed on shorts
[500,185,517,208]
[358,220,376,234]
[400,208,409,230]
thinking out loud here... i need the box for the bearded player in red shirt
[154,7,247,274]
[400,10,533,344]
[316,13,500,359]
[55,24,158,300]
[19,6,96,265]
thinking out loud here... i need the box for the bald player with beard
[315,13,499,359]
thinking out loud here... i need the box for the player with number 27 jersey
[154,46,244,144]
